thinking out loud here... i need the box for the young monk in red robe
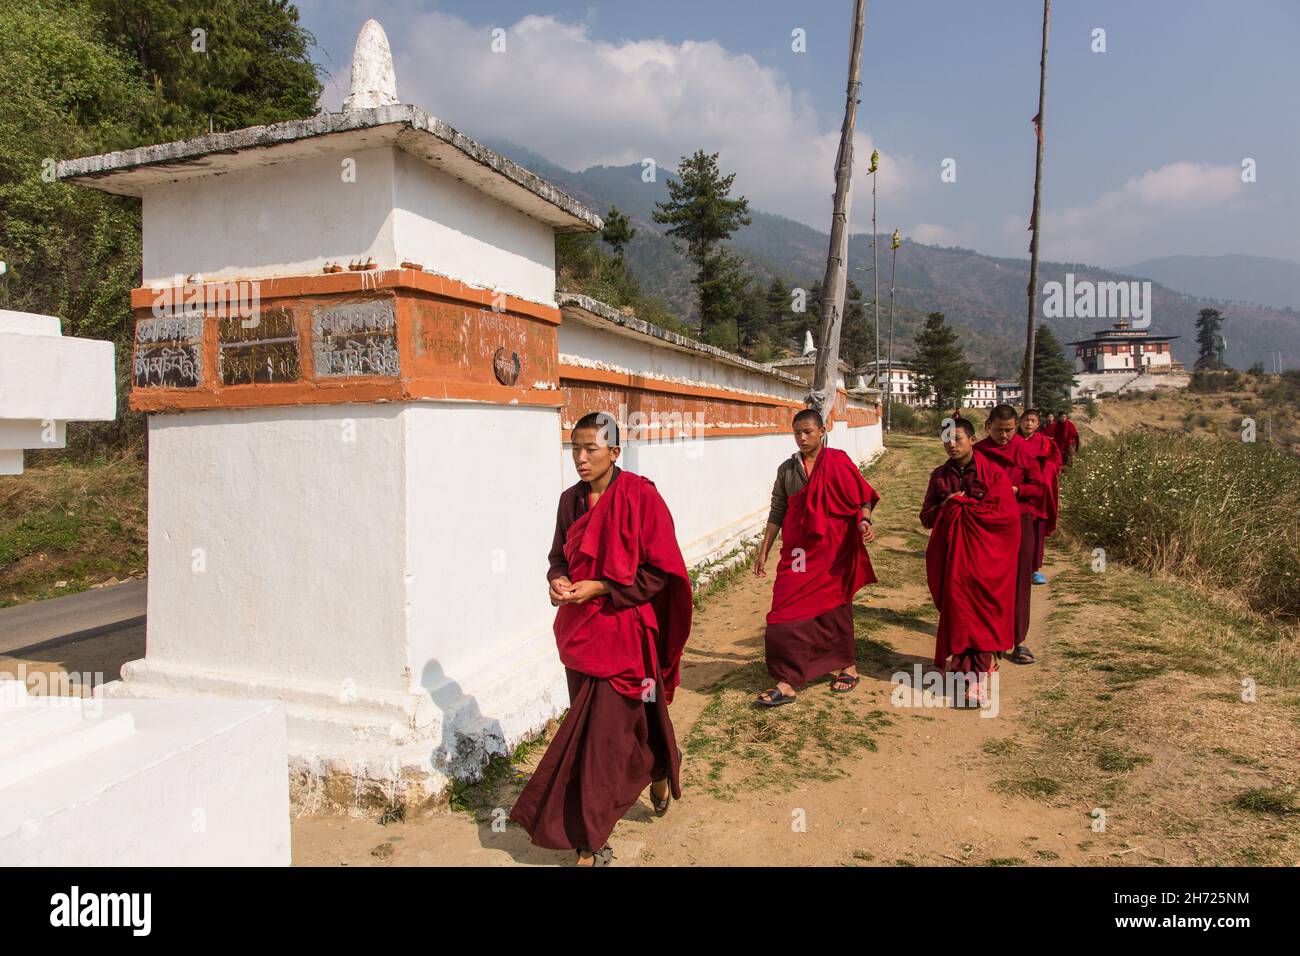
[753,409,879,706]
[920,418,1020,706]
[509,412,692,866]
[973,404,1045,664]
[1052,410,1081,467]
[1018,408,1062,585]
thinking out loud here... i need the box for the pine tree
[1195,308,1225,370]
[1028,324,1075,411]
[839,279,875,370]
[763,277,791,350]
[600,205,635,258]
[652,150,752,338]
[912,312,971,412]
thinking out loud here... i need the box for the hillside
[486,140,1300,378]
[1078,370,1300,455]
[1118,254,1300,313]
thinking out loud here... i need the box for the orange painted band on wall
[130,268,562,326]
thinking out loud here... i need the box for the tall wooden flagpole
[809,0,867,420]
[1023,0,1050,409]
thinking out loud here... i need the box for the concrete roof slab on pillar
[57,104,602,234]
[0,331,115,422]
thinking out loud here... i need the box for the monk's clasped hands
[550,577,610,605]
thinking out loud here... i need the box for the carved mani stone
[493,347,521,386]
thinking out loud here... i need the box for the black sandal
[1008,645,1037,665]
[650,779,671,816]
[830,672,861,693]
[756,687,796,707]
[575,846,613,866]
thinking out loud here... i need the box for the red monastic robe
[764,447,879,685]
[510,470,692,853]
[921,453,1021,666]
[972,434,1044,646]
[1021,428,1062,536]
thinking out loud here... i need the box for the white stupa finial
[802,330,816,356]
[855,374,867,389]
[342,20,399,111]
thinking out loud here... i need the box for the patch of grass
[986,857,1026,867]
[1212,747,1262,768]
[1232,787,1298,817]
[982,738,1017,757]
[1097,746,1151,773]
[0,455,148,607]
[684,663,894,796]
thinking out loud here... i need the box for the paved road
[0,579,146,656]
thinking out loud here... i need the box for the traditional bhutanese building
[861,360,996,409]
[963,374,998,409]
[996,381,1024,406]
[863,359,924,406]
[1066,319,1181,375]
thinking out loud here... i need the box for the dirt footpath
[293,436,1099,867]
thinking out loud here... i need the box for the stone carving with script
[219,308,301,385]
[311,300,401,377]
[134,315,203,388]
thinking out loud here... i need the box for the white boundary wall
[558,314,884,570]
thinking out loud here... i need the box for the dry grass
[990,559,1300,865]
[0,453,147,606]
[1062,431,1300,618]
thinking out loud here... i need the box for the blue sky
[298,0,1300,267]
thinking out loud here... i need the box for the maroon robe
[972,435,1044,647]
[1020,429,1062,571]
[1051,418,1081,466]
[509,467,692,853]
[764,447,879,686]
[920,453,1020,671]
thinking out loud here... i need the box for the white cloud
[328,10,920,230]
[910,223,962,246]
[1002,162,1247,264]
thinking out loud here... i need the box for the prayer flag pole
[809,0,867,421]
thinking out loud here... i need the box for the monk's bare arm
[754,521,781,577]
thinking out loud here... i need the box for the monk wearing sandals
[754,409,879,707]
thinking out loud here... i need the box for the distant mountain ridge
[484,139,1300,377]
[1116,255,1300,313]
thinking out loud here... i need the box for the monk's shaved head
[987,403,1019,425]
[792,408,824,430]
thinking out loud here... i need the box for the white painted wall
[393,149,554,305]
[558,318,883,567]
[141,146,556,305]
[146,405,410,691]
[124,314,879,802]
[143,148,398,288]
[403,402,567,737]
[559,320,806,400]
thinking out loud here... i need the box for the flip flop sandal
[756,687,796,707]
[830,672,861,693]
[1008,645,1037,665]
